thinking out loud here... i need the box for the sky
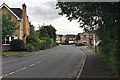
[0,0,83,35]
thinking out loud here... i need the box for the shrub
[65,40,69,44]
[39,40,46,50]
[10,39,25,51]
[50,39,56,47]
[75,43,85,46]
[41,37,51,49]
[26,44,36,52]
[56,42,59,46]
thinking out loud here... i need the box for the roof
[66,34,76,38]
[86,31,95,35]
[81,31,95,35]
[0,3,22,20]
[10,8,22,19]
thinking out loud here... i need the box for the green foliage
[26,44,36,52]
[75,43,85,46]
[41,37,51,49]
[38,40,46,50]
[65,40,69,44]
[44,25,57,41]
[38,26,49,38]
[38,25,57,41]
[26,24,57,51]
[61,40,74,45]
[50,39,56,47]
[56,2,120,74]
[10,39,25,51]
[56,42,59,46]
[2,12,19,39]
[76,33,81,41]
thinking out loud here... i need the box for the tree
[2,12,19,40]
[56,2,120,74]
[44,25,57,41]
[26,25,39,43]
[38,25,49,38]
[76,33,81,41]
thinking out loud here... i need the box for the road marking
[30,64,35,67]
[10,72,15,75]
[0,76,3,79]
[2,61,41,78]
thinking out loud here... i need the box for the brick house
[79,31,97,45]
[56,34,66,43]
[0,3,30,50]
[65,34,76,43]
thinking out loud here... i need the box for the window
[83,35,86,38]
[82,39,87,43]
[56,38,59,40]
[6,36,10,44]
[2,35,17,45]
[69,38,73,40]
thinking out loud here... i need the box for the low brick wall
[2,45,10,51]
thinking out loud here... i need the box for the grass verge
[2,51,27,56]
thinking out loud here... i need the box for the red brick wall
[2,45,10,51]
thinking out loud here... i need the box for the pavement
[80,46,119,79]
[2,45,85,78]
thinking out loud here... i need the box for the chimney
[22,3,27,43]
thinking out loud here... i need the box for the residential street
[2,45,85,78]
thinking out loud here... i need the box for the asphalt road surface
[2,45,84,78]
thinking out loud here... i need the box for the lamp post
[94,33,97,52]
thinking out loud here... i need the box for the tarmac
[80,46,119,79]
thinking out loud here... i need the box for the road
[2,45,85,78]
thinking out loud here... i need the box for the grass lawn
[2,51,27,56]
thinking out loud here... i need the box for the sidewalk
[80,47,118,79]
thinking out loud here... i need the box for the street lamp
[94,33,97,52]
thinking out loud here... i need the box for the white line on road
[2,61,41,78]
[30,64,35,67]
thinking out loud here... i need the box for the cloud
[28,1,60,22]
[0,0,83,35]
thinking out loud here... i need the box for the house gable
[0,3,21,20]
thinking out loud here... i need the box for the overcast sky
[0,0,83,35]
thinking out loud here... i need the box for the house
[56,34,66,43]
[79,31,97,45]
[65,34,76,43]
[0,3,30,50]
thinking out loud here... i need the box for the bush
[39,40,46,50]
[50,39,55,47]
[56,42,59,46]
[41,37,51,49]
[65,40,69,44]
[75,43,85,46]
[26,44,36,52]
[10,39,25,51]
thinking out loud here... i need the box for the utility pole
[94,33,97,52]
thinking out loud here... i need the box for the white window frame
[2,35,18,45]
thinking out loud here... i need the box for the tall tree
[44,25,57,41]
[38,25,49,38]
[56,2,120,74]
[2,12,19,40]
[26,25,38,43]
[76,33,81,41]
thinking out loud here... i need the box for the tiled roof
[66,34,76,38]
[10,8,22,19]
[86,31,95,35]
